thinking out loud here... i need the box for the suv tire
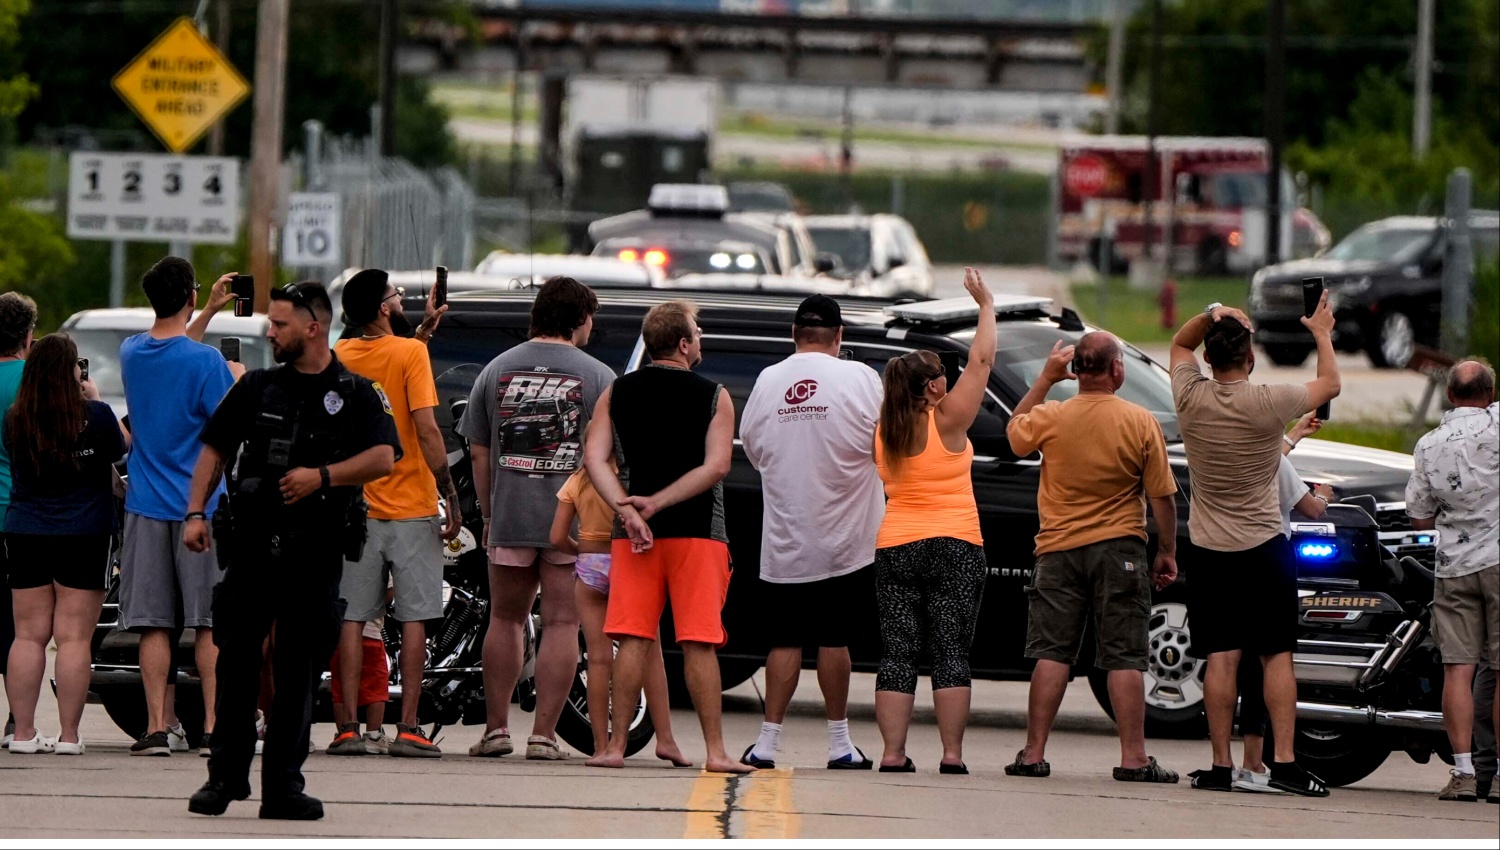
[1364,309,1416,370]
[1086,597,1208,738]
[1263,344,1313,367]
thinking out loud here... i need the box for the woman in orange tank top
[870,268,994,776]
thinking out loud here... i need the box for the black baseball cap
[793,294,844,328]
[339,268,390,327]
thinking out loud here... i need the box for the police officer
[181,282,400,820]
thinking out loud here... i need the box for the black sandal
[878,757,916,773]
[1113,756,1179,783]
[939,761,969,775]
[1003,749,1050,778]
[740,744,775,770]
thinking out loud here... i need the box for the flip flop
[1003,749,1050,778]
[827,746,874,770]
[878,757,916,773]
[740,744,775,770]
[939,761,969,775]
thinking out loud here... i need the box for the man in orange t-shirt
[1004,332,1180,784]
[329,269,461,758]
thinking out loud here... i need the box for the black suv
[419,284,1417,736]
[1249,211,1500,369]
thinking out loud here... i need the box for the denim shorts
[575,553,612,595]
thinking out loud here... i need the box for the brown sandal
[1113,756,1179,783]
[1003,748,1050,778]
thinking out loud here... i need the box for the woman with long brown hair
[872,267,995,775]
[3,334,125,755]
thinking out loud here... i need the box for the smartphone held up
[1301,276,1325,318]
[231,274,255,318]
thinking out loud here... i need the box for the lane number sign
[66,152,240,244]
[283,193,342,266]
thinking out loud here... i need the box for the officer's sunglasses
[276,283,323,321]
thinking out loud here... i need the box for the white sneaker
[1233,766,1285,793]
[254,711,266,756]
[55,737,86,756]
[167,723,190,752]
[364,730,391,755]
[7,733,57,754]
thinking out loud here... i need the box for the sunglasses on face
[383,286,407,305]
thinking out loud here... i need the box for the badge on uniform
[1124,561,1136,572]
[324,390,344,415]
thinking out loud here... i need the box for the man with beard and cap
[182,282,400,820]
[326,269,461,759]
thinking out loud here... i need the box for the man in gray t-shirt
[456,277,616,760]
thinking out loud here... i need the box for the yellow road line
[682,768,800,839]
[740,768,800,840]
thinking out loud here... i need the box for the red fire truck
[1056,136,1330,276]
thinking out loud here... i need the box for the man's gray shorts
[341,516,444,623]
[118,512,221,630]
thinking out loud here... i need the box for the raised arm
[935,267,996,441]
[1301,291,1341,409]
[187,273,236,343]
[620,387,734,516]
[413,406,462,539]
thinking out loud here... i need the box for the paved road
[6,665,1495,839]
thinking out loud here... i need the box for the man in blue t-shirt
[0,291,38,747]
[118,256,243,758]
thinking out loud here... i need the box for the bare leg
[139,628,173,734]
[399,620,425,728]
[933,686,971,767]
[481,562,540,735]
[335,620,364,728]
[1021,658,1069,763]
[195,628,217,733]
[1260,652,1297,764]
[587,636,650,768]
[875,691,916,767]
[529,561,581,741]
[1204,650,1241,768]
[574,581,612,754]
[51,585,105,744]
[1243,734,1266,773]
[5,586,55,741]
[1443,662,1478,766]
[1107,669,1149,769]
[763,647,802,725]
[366,701,386,734]
[816,647,852,721]
[683,641,753,774]
[645,639,690,766]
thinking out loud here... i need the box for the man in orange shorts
[583,301,753,774]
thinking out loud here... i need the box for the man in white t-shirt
[737,295,884,771]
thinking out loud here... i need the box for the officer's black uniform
[199,353,399,811]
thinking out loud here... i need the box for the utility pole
[1264,0,1286,267]
[378,0,399,156]
[248,0,290,311]
[1141,0,1162,274]
[1104,0,1127,135]
[1413,0,1434,160]
[207,0,231,157]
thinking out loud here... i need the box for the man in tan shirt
[1170,296,1341,797]
[1004,332,1180,783]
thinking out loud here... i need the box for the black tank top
[610,365,727,542]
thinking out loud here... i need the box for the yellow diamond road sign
[112,17,250,153]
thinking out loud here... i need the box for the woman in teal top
[0,291,37,748]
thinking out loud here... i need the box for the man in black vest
[584,300,753,774]
[181,282,400,820]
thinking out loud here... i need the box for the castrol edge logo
[784,379,818,405]
[779,379,829,422]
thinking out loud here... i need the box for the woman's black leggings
[874,536,988,694]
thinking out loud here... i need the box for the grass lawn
[1070,277,1250,344]
[1314,421,1422,454]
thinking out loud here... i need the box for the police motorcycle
[1284,496,1452,786]
[87,365,655,758]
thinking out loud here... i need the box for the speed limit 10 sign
[282,193,342,266]
[67,152,240,245]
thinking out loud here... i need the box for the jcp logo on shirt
[784,379,818,405]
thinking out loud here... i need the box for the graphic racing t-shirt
[459,340,616,548]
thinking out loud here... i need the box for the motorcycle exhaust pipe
[1296,701,1445,732]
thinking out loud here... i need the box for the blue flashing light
[1416,535,1433,545]
[1298,542,1339,561]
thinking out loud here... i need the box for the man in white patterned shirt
[1407,359,1498,803]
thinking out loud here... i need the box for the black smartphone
[231,274,255,318]
[220,336,241,363]
[434,265,448,310]
[1317,400,1332,422]
[1301,276,1325,318]
[77,357,89,382]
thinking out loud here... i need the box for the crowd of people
[0,258,1495,819]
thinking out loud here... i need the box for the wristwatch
[319,466,332,490]
[1283,434,1297,450]
[1204,302,1223,318]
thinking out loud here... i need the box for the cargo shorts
[1433,564,1499,670]
[1024,537,1151,672]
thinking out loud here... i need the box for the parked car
[472,253,664,289]
[805,213,936,298]
[1249,211,1500,369]
[58,308,273,420]
[727,180,796,213]
[410,285,1418,736]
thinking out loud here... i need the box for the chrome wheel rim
[1380,312,1414,367]
[1143,601,1206,712]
